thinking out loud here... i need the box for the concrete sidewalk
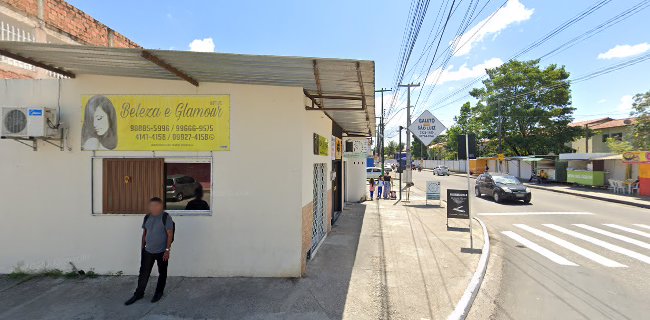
[523,182,650,209]
[0,197,483,320]
[448,172,650,209]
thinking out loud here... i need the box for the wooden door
[103,158,164,214]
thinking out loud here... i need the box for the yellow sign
[623,151,650,163]
[498,153,505,161]
[335,137,342,160]
[81,95,230,151]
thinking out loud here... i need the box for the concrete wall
[343,138,367,202]
[0,75,308,277]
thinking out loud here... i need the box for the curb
[524,184,650,209]
[448,217,490,320]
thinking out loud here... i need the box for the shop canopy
[591,154,623,161]
[0,41,375,137]
[522,157,546,162]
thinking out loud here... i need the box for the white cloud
[189,37,216,52]
[597,43,650,59]
[424,57,503,85]
[616,95,634,112]
[452,0,533,56]
[597,99,607,104]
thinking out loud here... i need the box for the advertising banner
[313,133,329,156]
[335,137,342,160]
[81,95,230,151]
[446,189,469,219]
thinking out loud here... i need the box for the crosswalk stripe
[633,224,650,231]
[502,231,579,266]
[545,224,650,265]
[604,224,650,239]
[514,224,626,268]
[574,224,650,250]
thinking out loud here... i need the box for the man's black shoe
[124,295,143,306]
[151,293,163,303]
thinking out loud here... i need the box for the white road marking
[545,224,650,265]
[604,224,650,239]
[515,224,626,268]
[479,211,593,216]
[502,231,579,266]
[633,224,650,230]
[574,224,650,250]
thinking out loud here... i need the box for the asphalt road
[407,170,650,320]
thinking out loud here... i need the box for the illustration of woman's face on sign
[93,107,110,136]
[82,95,118,150]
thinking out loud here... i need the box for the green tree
[386,140,397,157]
[630,90,650,150]
[411,135,428,159]
[469,59,582,156]
[606,137,634,154]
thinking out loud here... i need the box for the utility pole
[398,125,404,202]
[497,98,502,173]
[398,83,420,188]
[375,88,391,175]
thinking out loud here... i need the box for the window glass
[493,175,521,185]
[165,162,211,212]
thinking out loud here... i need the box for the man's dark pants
[134,249,168,297]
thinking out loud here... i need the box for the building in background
[0,0,137,79]
[569,117,636,153]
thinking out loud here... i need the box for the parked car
[366,167,382,180]
[475,173,531,203]
[166,175,201,201]
[384,164,393,173]
[433,165,450,176]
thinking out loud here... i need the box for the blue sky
[69,0,650,140]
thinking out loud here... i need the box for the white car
[366,167,382,180]
[383,164,392,173]
[433,165,450,176]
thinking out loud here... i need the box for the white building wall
[0,75,306,277]
[343,138,367,202]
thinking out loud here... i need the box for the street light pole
[398,125,404,203]
[375,88,391,175]
[398,83,420,188]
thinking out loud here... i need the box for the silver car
[166,175,201,201]
[433,165,450,176]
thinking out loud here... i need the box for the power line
[427,0,617,109]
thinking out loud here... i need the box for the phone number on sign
[135,133,216,141]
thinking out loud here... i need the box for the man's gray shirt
[142,213,174,254]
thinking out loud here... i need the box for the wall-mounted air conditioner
[1,107,59,138]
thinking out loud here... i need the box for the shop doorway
[310,163,327,258]
[332,160,342,223]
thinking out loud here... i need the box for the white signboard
[426,181,441,204]
[409,110,446,146]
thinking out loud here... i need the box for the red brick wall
[2,0,138,48]
[0,69,30,79]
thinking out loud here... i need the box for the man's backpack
[143,212,175,243]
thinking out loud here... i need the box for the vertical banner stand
[466,134,473,249]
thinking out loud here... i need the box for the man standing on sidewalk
[125,197,174,305]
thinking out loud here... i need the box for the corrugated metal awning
[0,41,375,136]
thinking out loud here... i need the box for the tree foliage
[468,60,582,156]
[606,137,634,154]
[630,90,650,150]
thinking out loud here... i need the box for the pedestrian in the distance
[125,197,175,305]
[383,174,392,199]
[369,178,375,200]
[377,176,384,199]
[485,164,489,173]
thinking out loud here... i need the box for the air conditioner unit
[1,107,59,138]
